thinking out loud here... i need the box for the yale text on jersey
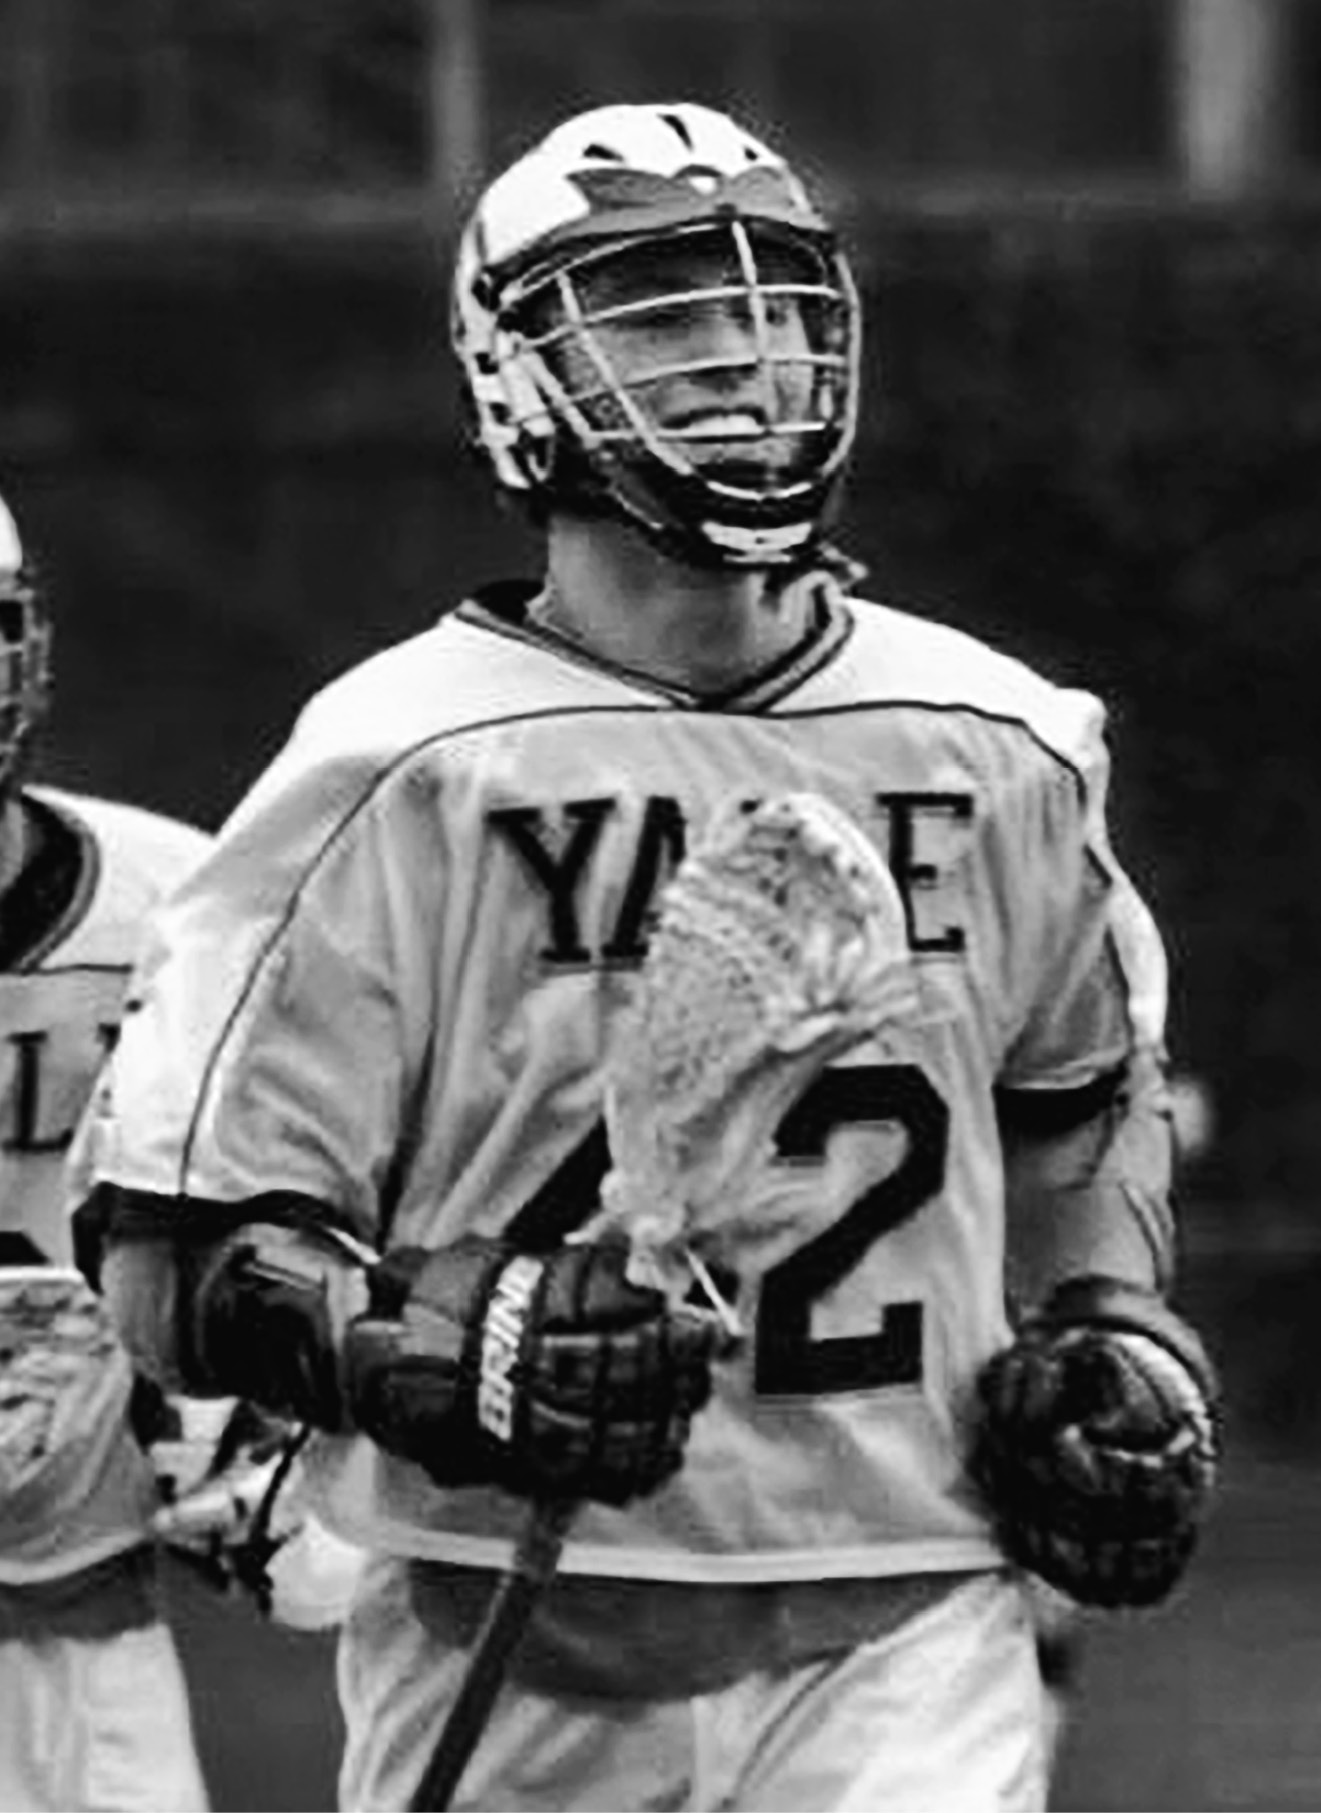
[488,791,974,966]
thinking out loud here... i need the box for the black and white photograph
[0,3,1314,1809]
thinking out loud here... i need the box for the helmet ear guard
[452,103,861,570]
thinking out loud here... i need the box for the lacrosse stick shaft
[410,1495,578,1812]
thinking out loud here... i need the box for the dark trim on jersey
[456,578,855,711]
[766,699,1090,794]
[994,1064,1127,1138]
[74,1181,363,1285]
[171,660,1093,1191]
[0,792,100,971]
[456,590,1091,791]
[0,962,131,980]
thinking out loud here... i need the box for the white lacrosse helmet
[452,102,861,568]
[0,493,51,792]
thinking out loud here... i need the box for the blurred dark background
[4,1,1321,1806]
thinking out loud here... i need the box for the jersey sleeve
[995,703,1177,1294]
[79,737,444,1247]
[998,701,1168,1099]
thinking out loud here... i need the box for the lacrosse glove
[343,1236,724,1507]
[970,1274,1220,1608]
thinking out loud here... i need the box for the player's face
[539,228,830,483]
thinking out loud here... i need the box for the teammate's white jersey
[86,583,1166,1583]
[1,788,209,1581]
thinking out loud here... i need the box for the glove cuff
[1035,1273,1220,1412]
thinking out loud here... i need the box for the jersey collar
[456,575,855,711]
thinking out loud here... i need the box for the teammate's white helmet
[452,102,861,568]
[0,493,53,792]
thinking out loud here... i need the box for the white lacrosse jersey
[0,788,210,1581]
[86,582,1167,1584]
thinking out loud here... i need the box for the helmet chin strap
[541,438,831,575]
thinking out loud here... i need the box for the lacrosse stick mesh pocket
[598,794,926,1288]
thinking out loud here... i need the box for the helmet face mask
[453,104,861,568]
[0,499,52,795]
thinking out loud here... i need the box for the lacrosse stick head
[596,792,925,1304]
[0,1266,136,1544]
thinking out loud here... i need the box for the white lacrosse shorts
[0,1620,209,1812]
[338,1565,1046,1812]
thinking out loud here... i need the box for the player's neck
[542,515,814,695]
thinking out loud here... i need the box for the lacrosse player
[0,491,211,1810]
[75,102,1218,1813]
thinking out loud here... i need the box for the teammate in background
[0,492,211,1811]
[74,103,1218,1812]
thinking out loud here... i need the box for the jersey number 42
[509,1063,949,1398]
